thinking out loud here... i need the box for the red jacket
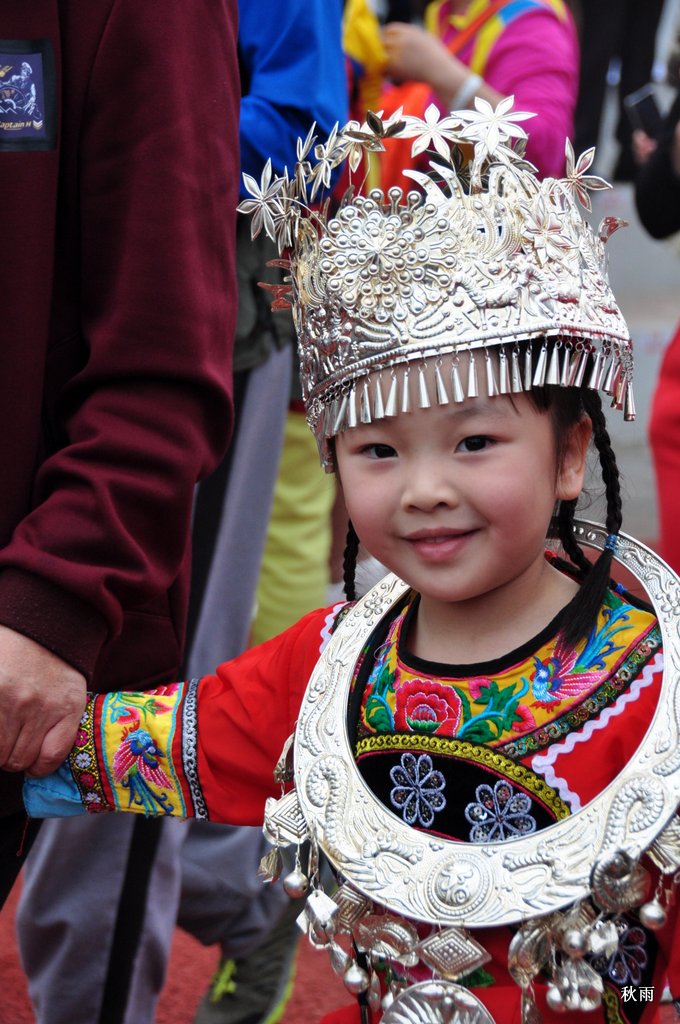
[0,1,238,806]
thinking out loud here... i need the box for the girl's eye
[457,435,494,453]
[362,443,397,459]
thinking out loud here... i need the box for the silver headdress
[239,98,633,469]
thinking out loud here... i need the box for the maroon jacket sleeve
[0,1,239,682]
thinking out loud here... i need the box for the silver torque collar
[293,520,680,928]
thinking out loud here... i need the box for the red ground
[0,878,349,1024]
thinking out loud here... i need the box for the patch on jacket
[0,39,55,150]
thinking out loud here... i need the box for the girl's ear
[556,415,592,501]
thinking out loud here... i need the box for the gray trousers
[17,344,292,1024]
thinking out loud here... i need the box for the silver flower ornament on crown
[238,97,632,470]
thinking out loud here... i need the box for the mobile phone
[623,84,663,138]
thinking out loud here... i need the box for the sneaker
[193,899,303,1024]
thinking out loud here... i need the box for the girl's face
[335,367,590,624]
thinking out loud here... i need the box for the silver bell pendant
[343,962,370,995]
[545,984,567,1013]
[639,898,667,931]
[282,866,309,899]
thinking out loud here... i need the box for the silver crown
[238,99,633,469]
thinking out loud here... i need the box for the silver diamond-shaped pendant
[306,888,340,941]
[263,790,309,846]
[332,883,373,934]
[417,927,491,981]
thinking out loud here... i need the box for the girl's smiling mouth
[404,529,478,560]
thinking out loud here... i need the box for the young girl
[23,102,680,1023]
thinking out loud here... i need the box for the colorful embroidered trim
[500,624,661,759]
[182,678,208,819]
[98,686,188,816]
[68,695,111,812]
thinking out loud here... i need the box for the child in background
[22,103,679,1023]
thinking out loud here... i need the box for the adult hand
[382,22,463,90]
[0,625,87,777]
[632,128,657,166]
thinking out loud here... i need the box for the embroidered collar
[353,584,659,754]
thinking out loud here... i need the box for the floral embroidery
[390,752,446,827]
[358,590,658,755]
[464,780,536,841]
[107,686,180,725]
[589,917,648,988]
[394,678,462,737]
[454,677,530,745]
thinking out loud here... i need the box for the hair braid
[342,520,360,602]
[557,392,624,646]
[556,497,591,576]
[583,392,623,537]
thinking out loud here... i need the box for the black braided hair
[342,520,360,601]
[555,497,592,577]
[553,390,624,646]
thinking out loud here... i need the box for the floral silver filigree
[390,753,447,828]
[237,99,635,469]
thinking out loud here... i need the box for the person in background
[573,0,666,181]
[3,2,239,1022]
[376,0,579,185]
[633,39,680,574]
[159,5,347,1024]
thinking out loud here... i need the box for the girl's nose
[401,457,459,511]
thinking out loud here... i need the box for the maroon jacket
[0,1,238,804]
